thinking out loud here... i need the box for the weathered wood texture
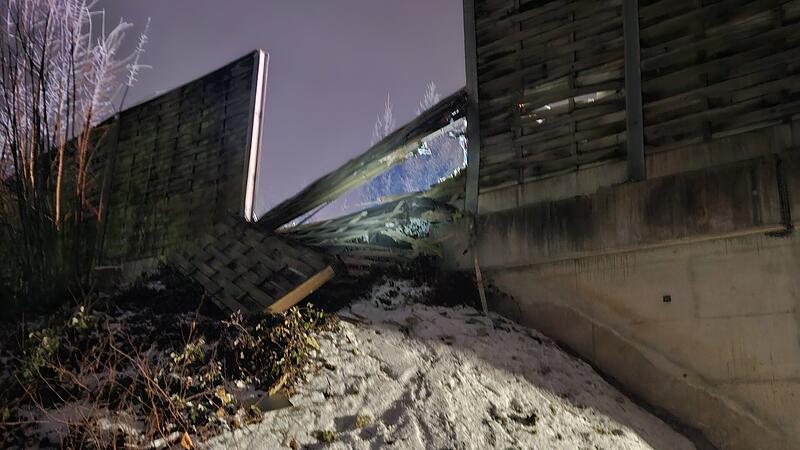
[639,0,800,154]
[257,90,469,230]
[171,217,334,314]
[94,52,260,265]
[475,0,628,190]
[474,0,800,191]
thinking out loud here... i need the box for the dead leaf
[180,432,193,449]
[306,335,320,351]
[215,387,234,405]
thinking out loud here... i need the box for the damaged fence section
[87,48,470,315]
[282,196,461,277]
[256,89,469,230]
[159,84,468,314]
[167,88,469,314]
[170,218,335,314]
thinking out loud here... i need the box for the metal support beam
[463,0,482,214]
[243,50,270,222]
[623,0,646,181]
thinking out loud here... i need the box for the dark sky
[104,0,466,215]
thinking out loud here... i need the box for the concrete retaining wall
[482,232,800,450]
[441,145,800,449]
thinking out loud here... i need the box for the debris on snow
[211,277,696,450]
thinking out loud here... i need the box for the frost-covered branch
[416,81,441,115]
[359,82,465,205]
[371,92,395,146]
[0,0,151,305]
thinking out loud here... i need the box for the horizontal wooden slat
[473,0,800,193]
[97,52,259,264]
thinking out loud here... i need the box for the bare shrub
[0,0,149,309]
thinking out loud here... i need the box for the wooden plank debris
[266,266,335,314]
[282,196,460,275]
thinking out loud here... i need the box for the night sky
[104,0,466,215]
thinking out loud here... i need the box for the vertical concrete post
[623,0,646,181]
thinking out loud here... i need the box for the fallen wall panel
[171,217,334,314]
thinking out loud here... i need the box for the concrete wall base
[438,151,800,449]
[482,231,800,450]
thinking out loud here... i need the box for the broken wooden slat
[265,266,336,314]
[280,196,460,276]
[257,90,468,230]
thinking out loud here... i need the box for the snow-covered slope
[211,279,695,450]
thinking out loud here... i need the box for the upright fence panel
[472,0,800,195]
[474,0,628,190]
[639,0,800,155]
[93,51,267,267]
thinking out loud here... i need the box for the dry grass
[0,268,335,449]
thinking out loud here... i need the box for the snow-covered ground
[211,279,695,450]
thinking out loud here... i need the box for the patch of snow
[210,279,695,450]
[16,403,144,447]
[145,281,166,292]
